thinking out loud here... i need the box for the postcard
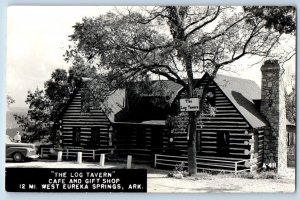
[5,6,295,193]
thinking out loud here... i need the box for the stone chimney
[260,60,287,175]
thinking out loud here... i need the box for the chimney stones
[260,60,287,175]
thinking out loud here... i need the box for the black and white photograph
[5,6,296,193]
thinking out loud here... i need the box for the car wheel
[13,152,24,162]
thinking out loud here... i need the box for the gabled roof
[104,89,126,122]
[105,80,183,122]
[105,73,268,128]
[61,74,269,128]
[212,74,268,128]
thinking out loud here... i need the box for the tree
[14,88,51,142]
[285,75,296,124]
[14,62,97,143]
[6,95,15,106]
[244,6,296,35]
[65,6,295,175]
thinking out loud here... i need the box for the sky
[6,6,296,108]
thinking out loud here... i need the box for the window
[73,127,81,146]
[254,132,259,153]
[151,127,163,154]
[216,131,230,156]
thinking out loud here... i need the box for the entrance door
[216,131,230,156]
[151,127,163,154]
[91,127,100,148]
[72,127,81,146]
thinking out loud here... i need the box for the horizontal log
[201,150,217,154]
[200,117,244,120]
[215,102,232,106]
[200,121,247,125]
[215,110,238,113]
[201,146,217,149]
[199,125,249,128]
[215,100,230,103]
[201,141,217,144]
[63,124,110,128]
[63,113,108,117]
[202,136,216,139]
[202,113,241,116]
[199,128,248,131]
[230,138,249,141]
[63,118,109,122]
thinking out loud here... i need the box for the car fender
[6,147,31,158]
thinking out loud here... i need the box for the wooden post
[100,154,105,167]
[57,151,63,162]
[127,155,132,169]
[77,152,82,164]
[234,162,238,174]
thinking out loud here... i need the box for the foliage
[167,162,189,178]
[244,6,296,35]
[188,172,214,180]
[14,89,51,142]
[256,171,281,179]
[238,171,256,179]
[237,170,281,179]
[14,62,97,143]
[6,95,15,106]
[285,75,296,124]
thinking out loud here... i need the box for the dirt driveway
[6,160,295,193]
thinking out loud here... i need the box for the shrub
[256,171,281,179]
[189,172,213,180]
[238,171,256,179]
[168,162,188,178]
[174,162,186,172]
[237,170,281,179]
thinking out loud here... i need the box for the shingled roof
[105,80,183,122]
[83,73,269,128]
[212,74,268,128]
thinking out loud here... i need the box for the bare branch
[185,6,220,39]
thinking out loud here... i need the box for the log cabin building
[58,60,290,173]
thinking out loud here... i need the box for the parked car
[6,135,39,162]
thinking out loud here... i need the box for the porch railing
[40,147,112,161]
[154,154,251,174]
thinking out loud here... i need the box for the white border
[0,1,298,200]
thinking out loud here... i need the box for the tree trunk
[185,54,197,175]
[188,111,197,175]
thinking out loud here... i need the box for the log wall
[61,89,112,148]
[113,124,169,159]
[168,77,261,161]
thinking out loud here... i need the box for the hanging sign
[180,98,200,112]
